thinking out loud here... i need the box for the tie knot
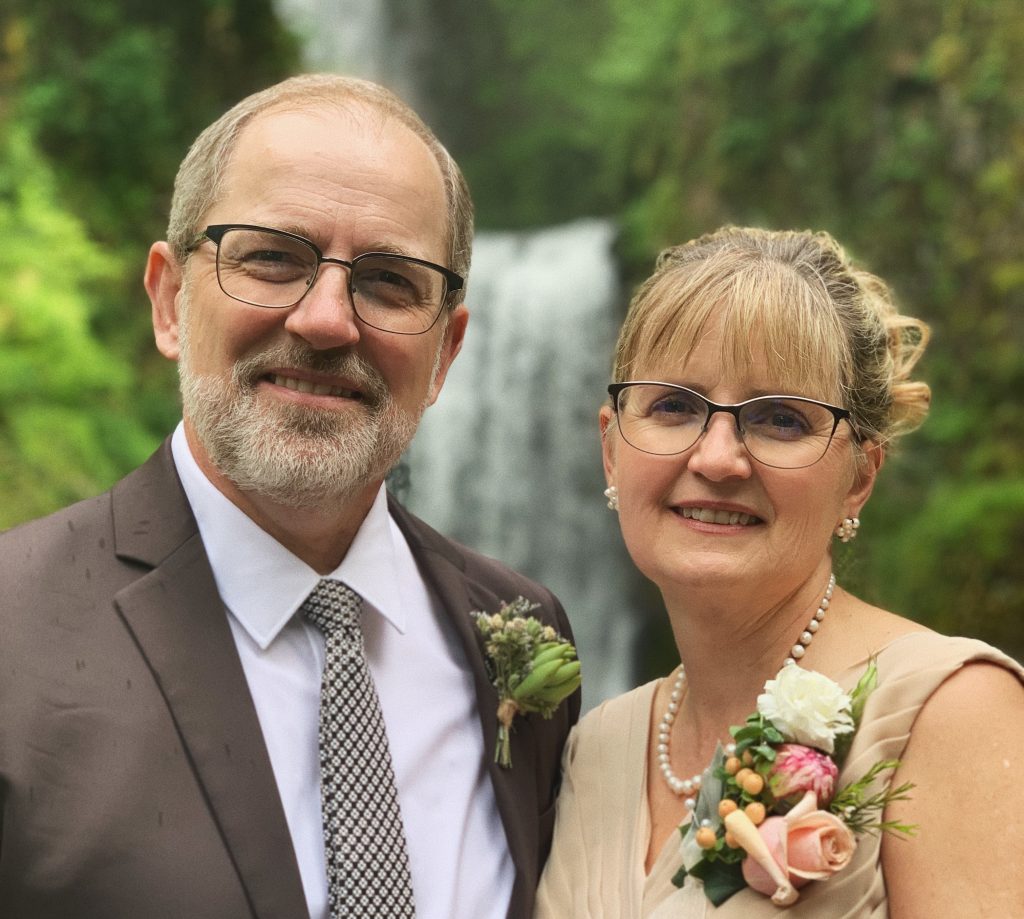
[302,579,362,639]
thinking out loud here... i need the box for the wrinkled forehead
[630,260,850,403]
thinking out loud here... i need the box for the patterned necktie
[302,578,416,918]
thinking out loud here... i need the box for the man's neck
[184,425,380,574]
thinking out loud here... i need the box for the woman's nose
[685,412,752,480]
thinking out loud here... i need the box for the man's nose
[283,263,361,350]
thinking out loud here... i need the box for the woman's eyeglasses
[607,381,854,469]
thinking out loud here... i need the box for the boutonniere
[472,596,580,768]
[674,662,916,907]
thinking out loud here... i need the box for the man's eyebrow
[349,242,444,266]
[248,224,424,260]
[273,223,314,239]
[359,242,419,257]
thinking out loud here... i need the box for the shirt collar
[170,422,408,650]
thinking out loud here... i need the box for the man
[0,75,579,919]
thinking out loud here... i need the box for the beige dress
[535,633,1024,918]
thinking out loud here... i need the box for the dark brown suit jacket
[0,441,579,919]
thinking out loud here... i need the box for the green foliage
[416,0,617,228]
[830,760,916,837]
[731,715,783,764]
[678,856,745,906]
[868,477,1024,659]
[17,0,301,244]
[0,124,157,526]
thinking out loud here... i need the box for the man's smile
[266,372,364,400]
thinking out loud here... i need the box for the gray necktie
[302,578,416,918]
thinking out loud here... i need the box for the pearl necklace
[656,573,836,811]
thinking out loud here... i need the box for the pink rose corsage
[674,661,916,907]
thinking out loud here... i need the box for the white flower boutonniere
[472,596,580,768]
[756,665,855,754]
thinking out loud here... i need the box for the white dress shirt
[171,424,514,919]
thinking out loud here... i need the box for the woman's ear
[599,404,617,484]
[845,440,885,518]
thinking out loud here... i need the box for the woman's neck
[663,563,837,739]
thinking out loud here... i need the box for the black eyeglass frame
[606,381,855,468]
[193,223,465,335]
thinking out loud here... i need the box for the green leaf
[687,857,747,906]
[733,725,760,742]
[849,659,878,727]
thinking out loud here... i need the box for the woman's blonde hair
[612,226,931,447]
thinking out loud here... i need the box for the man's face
[156,105,466,508]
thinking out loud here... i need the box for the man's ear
[145,242,184,360]
[427,303,469,405]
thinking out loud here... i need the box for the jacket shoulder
[0,490,115,577]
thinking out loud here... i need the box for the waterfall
[404,220,637,707]
[274,0,386,77]
[273,0,429,110]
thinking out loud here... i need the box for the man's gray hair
[166,74,473,295]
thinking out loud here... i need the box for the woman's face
[600,316,881,605]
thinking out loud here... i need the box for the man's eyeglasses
[607,381,854,469]
[194,224,464,335]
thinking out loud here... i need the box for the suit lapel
[388,498,538,916]
[112,444,308,919]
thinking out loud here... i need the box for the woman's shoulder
[876,636,1024,916]
[852,629,1023,724]
[870,630,1023,683]
[576,677,661,733]
[839,630,1023,776]
[829,591,1021,683]
[884,632,1024,744]
[565,677,662,763]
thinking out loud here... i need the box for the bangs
[620,255,852,405]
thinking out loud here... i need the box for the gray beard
[177,335,427,509]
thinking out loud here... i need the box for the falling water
[404,221,638,707]
[273,0,429,109]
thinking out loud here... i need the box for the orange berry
[742,749,754,766]
[745,802,767,825]
[695,827,717,849]
[718,798,739,818]
[742,772,765,796]
[724,830,741,849]
[724,756,742,776]
[735,767,753,786]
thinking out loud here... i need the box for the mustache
[230,344,390,406]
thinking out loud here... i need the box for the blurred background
[2,0,1021,707]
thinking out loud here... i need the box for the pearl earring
[604,485,619,511]
[835,516,860,542]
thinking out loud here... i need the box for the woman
[535,227,1024,917]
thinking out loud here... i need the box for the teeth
[679,507,757,526]
[271,375,357,398]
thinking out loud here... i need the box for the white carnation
[757,665,854,753]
